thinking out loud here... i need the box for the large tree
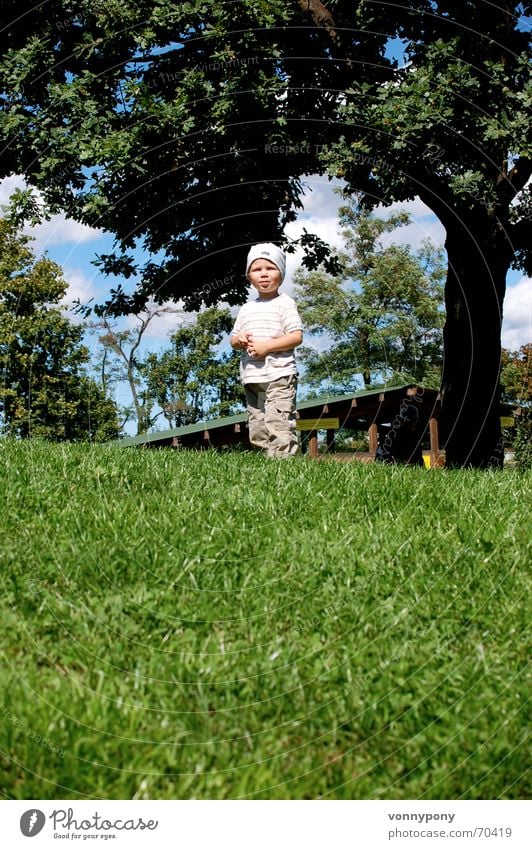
[294,205,445,393]
[0,1,530,465]
[0,215,120,440]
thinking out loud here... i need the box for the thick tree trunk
[440,222,510,468]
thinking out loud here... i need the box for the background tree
[294,206,445,394]
[90,303,182,434]
[500,344,532,470]
[0,215,120,440]
[141,307,244,428]
[500,344,532,406]
[0,2,530,465]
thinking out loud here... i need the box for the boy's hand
[233,331,252,350]
[246,337,269,358]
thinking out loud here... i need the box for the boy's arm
[229,310,249,350]
[246,330,303,359]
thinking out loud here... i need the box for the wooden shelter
[119,383,516,467]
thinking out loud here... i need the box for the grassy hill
[0,442,529,799]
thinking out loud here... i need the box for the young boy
[230,243,303,457]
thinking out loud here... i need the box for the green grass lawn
[0,442,530,800]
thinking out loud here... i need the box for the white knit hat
[245,243,286,282]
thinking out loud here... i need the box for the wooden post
[326,429,335,453]
[308,430,318,458]
[429,417,440,468]
[369,422,378,455]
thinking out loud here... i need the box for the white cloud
[62,269,97,307]
[285,213,344,253]
[60,269,99,326]
[0,175,103,251]
[0,174,26,206]
[502,276,532,350]
[297,174,345,217]
[377,198,446,248]
[284,181,345,255]
[302,332,333,354]
[30,213,103,251]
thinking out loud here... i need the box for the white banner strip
[3,800,530,848]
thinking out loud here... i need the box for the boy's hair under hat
[246,243,286,282]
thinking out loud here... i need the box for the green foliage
[0,216,120,440]
[513,410,532,471]
[294,205,445,393]
[328,17,531,233]
[141,307,245,427]
[0,443,529,798]
[0,0,303,310]
[501,345,532,470]
[500,344,532,406]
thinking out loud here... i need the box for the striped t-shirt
[231,293,303,384]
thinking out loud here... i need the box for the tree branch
[497,156,532,205]
[297,0,342,51]
[504,216,532,249]
[416,180,455,231]
[298,0,336,35]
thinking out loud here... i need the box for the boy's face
[248,259,282,299]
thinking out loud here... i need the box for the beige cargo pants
[244,374,299,458]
